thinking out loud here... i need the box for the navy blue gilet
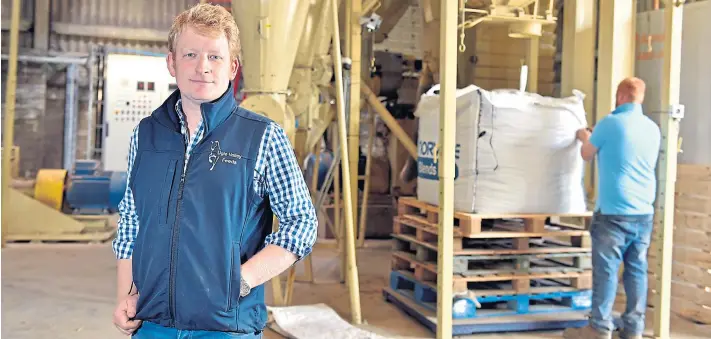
[131,81,273,333]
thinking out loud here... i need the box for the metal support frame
[86,47,97,160]
[331,0,363,325]
[595,0,636,206]
[346,0,362,247]
[652,1,685,338]
[525,36,539,92]
[360,84,418,158]
[63,64,79,170]
[2,0,22,247]
[596,0,636,118]
[458,0,557,30]
[561,0,596,200]
[436,0,457,338]
[0,54,88,64]
[357,110,376,247]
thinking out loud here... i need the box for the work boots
[563,325,612,339]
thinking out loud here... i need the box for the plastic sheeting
[414,84,588,214]
[267,304,390,339]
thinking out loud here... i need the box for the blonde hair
[168,3,241,61]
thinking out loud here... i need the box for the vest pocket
[159,159,178,225]
[227,241,242,310]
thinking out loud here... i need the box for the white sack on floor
[414,84,588,214]
[267,303,391,339]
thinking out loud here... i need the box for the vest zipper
[169,138,189,325]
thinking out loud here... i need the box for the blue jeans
[132,321,263,339]
[589,212,654,335]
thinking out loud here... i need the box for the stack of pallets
[383,197,594,335]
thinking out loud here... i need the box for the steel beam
[63,64,79,170]
[526,36,540,92]
[2,0,22,247]
[652,1,685,338]
[331,0,363,325]
[436,0,457,338]
[561,0,597,199]
[347,0,362,241]
[595,0,636,117]
[594,0,636,203]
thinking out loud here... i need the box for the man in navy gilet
[111,4,318,338]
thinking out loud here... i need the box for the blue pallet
[383,287,591,335]
[390,270,592,319]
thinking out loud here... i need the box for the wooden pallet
[391,249,593,294]
[392,234,592,275]
[393,215,592,250]
[397,196,592,237]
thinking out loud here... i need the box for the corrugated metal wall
[0,0,236,54]
[0,0,231,175]
[51,0,188,28]
[48,0,195,53]
[0,0,34,49]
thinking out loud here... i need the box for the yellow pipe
[360,84,418,159]
[331,0,362,324]
[436,0,457,338]
[2,0,22,247]
[347,0,362,246]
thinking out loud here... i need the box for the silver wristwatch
[239,276,251,297]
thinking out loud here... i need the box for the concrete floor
[2,242,709,339]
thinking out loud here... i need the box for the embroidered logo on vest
[208,140,243,170]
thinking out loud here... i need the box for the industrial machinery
[5,158,122,243]
[34,161,127,215]
[34,160,127,212]
[64,160,127,214]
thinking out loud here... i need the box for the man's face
[167,25,238,105]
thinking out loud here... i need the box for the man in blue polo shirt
[564,77,661,339]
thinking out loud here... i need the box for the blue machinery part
[64,160,128,214]
[303,151,334,191]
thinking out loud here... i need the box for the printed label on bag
[417,140,460,180]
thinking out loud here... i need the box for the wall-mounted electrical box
[102,53,177,172]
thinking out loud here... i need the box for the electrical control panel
[102,53,177,172]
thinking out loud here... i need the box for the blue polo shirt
[590,103,661,215]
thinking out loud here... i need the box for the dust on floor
[2,242,708,339]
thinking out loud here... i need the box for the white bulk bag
[414,84,588,214]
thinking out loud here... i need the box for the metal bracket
[360,13,382,32]
[668,104,685,119]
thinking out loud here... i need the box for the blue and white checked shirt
[112,99,318,261]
